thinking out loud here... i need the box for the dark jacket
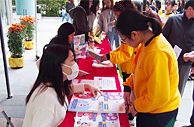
[163,12,194,65]
[69,6,92,41]
[66,1,75,13]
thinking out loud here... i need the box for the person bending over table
[100,1,139,122]
[36,22,87,77]
[23,44,102,127]
[116,9,181,127]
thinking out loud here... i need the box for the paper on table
[72,79,94,85]
[74,112,120,127]
[94,77,117,90]
[79,70,90,75]
[173,45,182,59]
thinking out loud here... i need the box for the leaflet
[74,112,120,127]
[68,92,125,113]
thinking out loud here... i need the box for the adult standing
[88,0,100,28]
[97,0,120,50]
[163,0,194,96]
[70,0,93,42]
[65,0,75,23]
[183,51,194,127]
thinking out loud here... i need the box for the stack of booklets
[90,26,106,44]
[74,112,120,127]
[74,34,88,59]
[68,92,125,113]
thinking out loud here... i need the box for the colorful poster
[74,34,88,59]
[74,112,120,127]
[68,92,125,113]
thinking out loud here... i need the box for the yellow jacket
[109,43,140,74]
[123,34,181,114]
[161,13,174,27]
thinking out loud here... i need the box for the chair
[0,104,14,127]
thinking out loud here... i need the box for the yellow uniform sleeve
[123,74,133,91]
[109,44,133,64]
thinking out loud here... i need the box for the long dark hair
[26,44,75,106]
[116,9,162,39]
[49,22,75,47]
[90,0,99,15]
[102,0,114,11]
[113,1,136,12]
[80,0,91,15]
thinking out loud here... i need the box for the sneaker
[129,120,136,126]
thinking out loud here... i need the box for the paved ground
[0,17,193,127]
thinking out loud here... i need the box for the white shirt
[22,83,84,127]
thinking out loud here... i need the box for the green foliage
[37,0,67,16]
[7,24,26,58]
[12,0,15,5]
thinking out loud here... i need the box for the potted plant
[19,15,36,49]
[7,23,27,68]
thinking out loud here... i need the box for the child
[160,0,175,26]
[116,9,180,126]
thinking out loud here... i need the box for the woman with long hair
[37,22,87,77]
[49,22,75,47]
[88,0,100,28]
[116,9,181,126]
[97,0,120,50]
[23,44,101,127]
[70,0,93,42]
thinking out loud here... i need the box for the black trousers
[136,108,178,127]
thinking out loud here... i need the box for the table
[59,38,130,127]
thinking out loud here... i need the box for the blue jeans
[106,27,120,50]
[62,15,65,22]
[66,13,73,23]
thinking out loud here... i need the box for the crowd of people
[22,0,194,127]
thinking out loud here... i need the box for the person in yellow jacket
[100,2,139,123]
[116,8,181,127]
[160,0,175,26]
[100,42,139,82]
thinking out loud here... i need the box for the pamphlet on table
[88,49,103,62]
[74,112,120,127]
[68,92,125,113]
[92,60,114,68]
[94,77,117,90]
[72,77,116,91]
[74,34,88,59]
